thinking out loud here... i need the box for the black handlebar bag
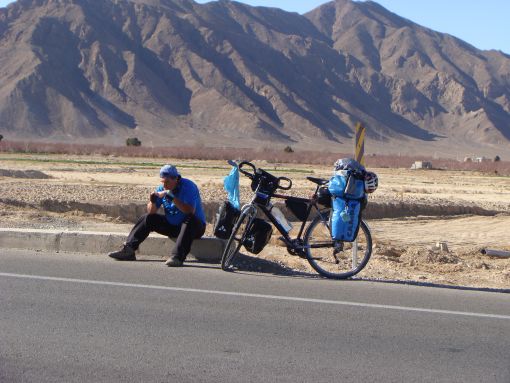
[243,218,273,254]
[250,169,279,194]
[214,201,240,239]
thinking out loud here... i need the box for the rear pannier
[328,171,365,242]
[330,198,362,242]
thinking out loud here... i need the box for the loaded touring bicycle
[216,160,377,279]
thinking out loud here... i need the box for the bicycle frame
[245,182,332,253]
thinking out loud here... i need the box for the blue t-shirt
[155,178,206,225]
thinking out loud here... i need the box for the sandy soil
[0,153,509,289]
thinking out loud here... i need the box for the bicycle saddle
[306,176,328,185]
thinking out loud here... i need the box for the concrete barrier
[0,229,61,252]
[0,228,225,263]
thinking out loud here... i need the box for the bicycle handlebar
[228,160,293,191]
[237,161,256,179]
[277,177,292,190]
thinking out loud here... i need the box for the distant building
[463,156,492,163]
[411,161,433,170]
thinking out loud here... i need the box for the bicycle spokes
[304,216,372,279]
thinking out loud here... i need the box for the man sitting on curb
[108,164,206,267]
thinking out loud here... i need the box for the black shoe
[108,245,136,261]
[165,256,183,267]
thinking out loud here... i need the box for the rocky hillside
[0,0,509,154]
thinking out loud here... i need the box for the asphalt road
[1,249,509,383]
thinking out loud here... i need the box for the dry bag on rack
[328,172,365,242]
[328,171,365,199]
[214,201,240,239]
[243,218,272,254]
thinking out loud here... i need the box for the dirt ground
[0,153,509,290]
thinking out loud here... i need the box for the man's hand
[164,190,175,202]
[153,190,174,201]
[150,192,158,203]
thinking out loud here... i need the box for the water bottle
[271,206,293,233]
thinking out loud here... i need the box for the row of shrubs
[0,139,508,175]
[127,137,295,154]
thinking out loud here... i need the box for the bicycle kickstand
[332,241,344,264]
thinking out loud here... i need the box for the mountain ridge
[0,0,509,156]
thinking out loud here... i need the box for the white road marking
[1,272,509,320]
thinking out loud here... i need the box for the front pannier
[285,198,309,221]
[243,218,273,254]
[213,201,240,239]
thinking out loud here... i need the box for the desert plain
[0,153,509,289]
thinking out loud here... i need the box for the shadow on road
[192,255,510,293]
[223,252,320,279]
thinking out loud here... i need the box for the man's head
[160,164,181,190]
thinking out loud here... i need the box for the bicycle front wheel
[304,214,372,279]
[221,210,251,271]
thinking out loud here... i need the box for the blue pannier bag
[328,173,347,197]
[330,197,362,241]
[328,171,365,241]
[328,171,365,199]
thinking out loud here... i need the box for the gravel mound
[0,169,52,179]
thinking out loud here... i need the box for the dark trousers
[125,213,206,261]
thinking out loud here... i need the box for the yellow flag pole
[354,122,366,166]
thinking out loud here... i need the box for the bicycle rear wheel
[304,213,372,279]
[221,210,251,271]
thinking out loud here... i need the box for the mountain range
[1,0,509,156]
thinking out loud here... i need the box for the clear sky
[1,0,509,54]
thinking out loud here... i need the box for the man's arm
[147,193,159,214]
[172,196,195,215]
[151,190,195,215]
[160,189,195,215]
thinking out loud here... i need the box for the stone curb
[0,228,225,262]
